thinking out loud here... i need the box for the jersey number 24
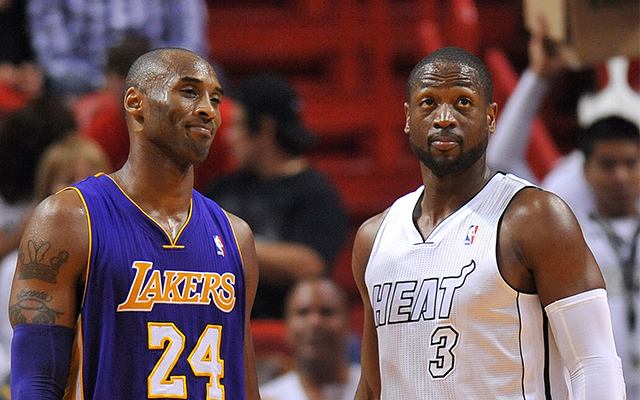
[148,322,225,399]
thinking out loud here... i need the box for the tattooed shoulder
[18,239,69,284]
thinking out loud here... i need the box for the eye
[458,97,471,107]
[420,98,435,108]
[598,159,616,172]
[210,96,221,105]
[180,87,197,97]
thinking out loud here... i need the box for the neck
[596,203,640,219]
[110,158,194,239]
[417,163,494,226]
[297,357,348,387]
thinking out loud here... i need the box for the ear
[487,102,498,135]
[403,102,411,135]
[124,87,144,117]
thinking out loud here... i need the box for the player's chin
[190,144,213,164]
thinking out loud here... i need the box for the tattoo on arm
[18,239,69,284]
[9,289,64,325]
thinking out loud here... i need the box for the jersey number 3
[429,325,459,379]
[148,322,224,399]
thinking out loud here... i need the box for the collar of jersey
[104,174,192,248]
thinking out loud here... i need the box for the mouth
[430,135,460,152]
[186,124,214,137]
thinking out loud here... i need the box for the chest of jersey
[68,175,246,400]
[365,174,570,399]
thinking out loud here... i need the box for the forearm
[11,324,74,400]
[487,70,550,181]
[254,240,324,284]
[546,289,626,399]
[243,322,260,399]
[354,379,379,400]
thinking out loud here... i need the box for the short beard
[410,135,488,178]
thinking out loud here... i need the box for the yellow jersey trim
[105,175,193,248]
[63,186,93,310]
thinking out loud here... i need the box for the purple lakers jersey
[64,174,246,399]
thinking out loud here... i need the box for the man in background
[205,74,349,320]
[261,278,360,400]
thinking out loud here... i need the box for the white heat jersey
[365,173,572,399]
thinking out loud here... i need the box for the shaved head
[408,46,493,105]
[124,48,206,95]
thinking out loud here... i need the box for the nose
[611,163,636,185]
[433,103,456,129]
[195,96,217,121]
[306,311,325,327]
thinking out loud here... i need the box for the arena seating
[205,0,618,338]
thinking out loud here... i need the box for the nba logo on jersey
[213,235,225,256]
[464,225,479,245]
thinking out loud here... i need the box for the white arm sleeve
[545,288,626,399]
[487,70,550,182]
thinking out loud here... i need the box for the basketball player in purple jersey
[9,48,260,399]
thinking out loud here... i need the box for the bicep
[501,189,604,307]
[8,191,89,329]
[224,213,258,337]
[355,297,381,399]
[226,212,261,397]
[226,212,258,312]
[352,215,384,398]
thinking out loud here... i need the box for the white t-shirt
[581,214,640,399]
[260,364,360,400]
[0,197,30,235]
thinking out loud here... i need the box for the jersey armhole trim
[62,186,92,311]
[495,185,539,295]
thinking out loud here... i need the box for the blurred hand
[529,16,565,79]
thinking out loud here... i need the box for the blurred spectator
[487,17,566,184]
[204,74,349,319]
[488,20,640,399]
[0,0,32,65]
[74,34,152,170]
[578,117,640,398]
[0,96,77,260]
[488,18,639,220]
[26,0,209,99]
[260,278,360,400]
[0,0,43,119]
[0,135,110,398]
[33,136,112,200]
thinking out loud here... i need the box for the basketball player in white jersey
[352,46,625,399]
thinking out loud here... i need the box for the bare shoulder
[499,187,604,306]
[223,210,254,249]
[501,187,585,251]
[10,189,89,328]
[352,209,388,282]
[223,210,258,273]
[502,187,577,229]
[24,189,89,256]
